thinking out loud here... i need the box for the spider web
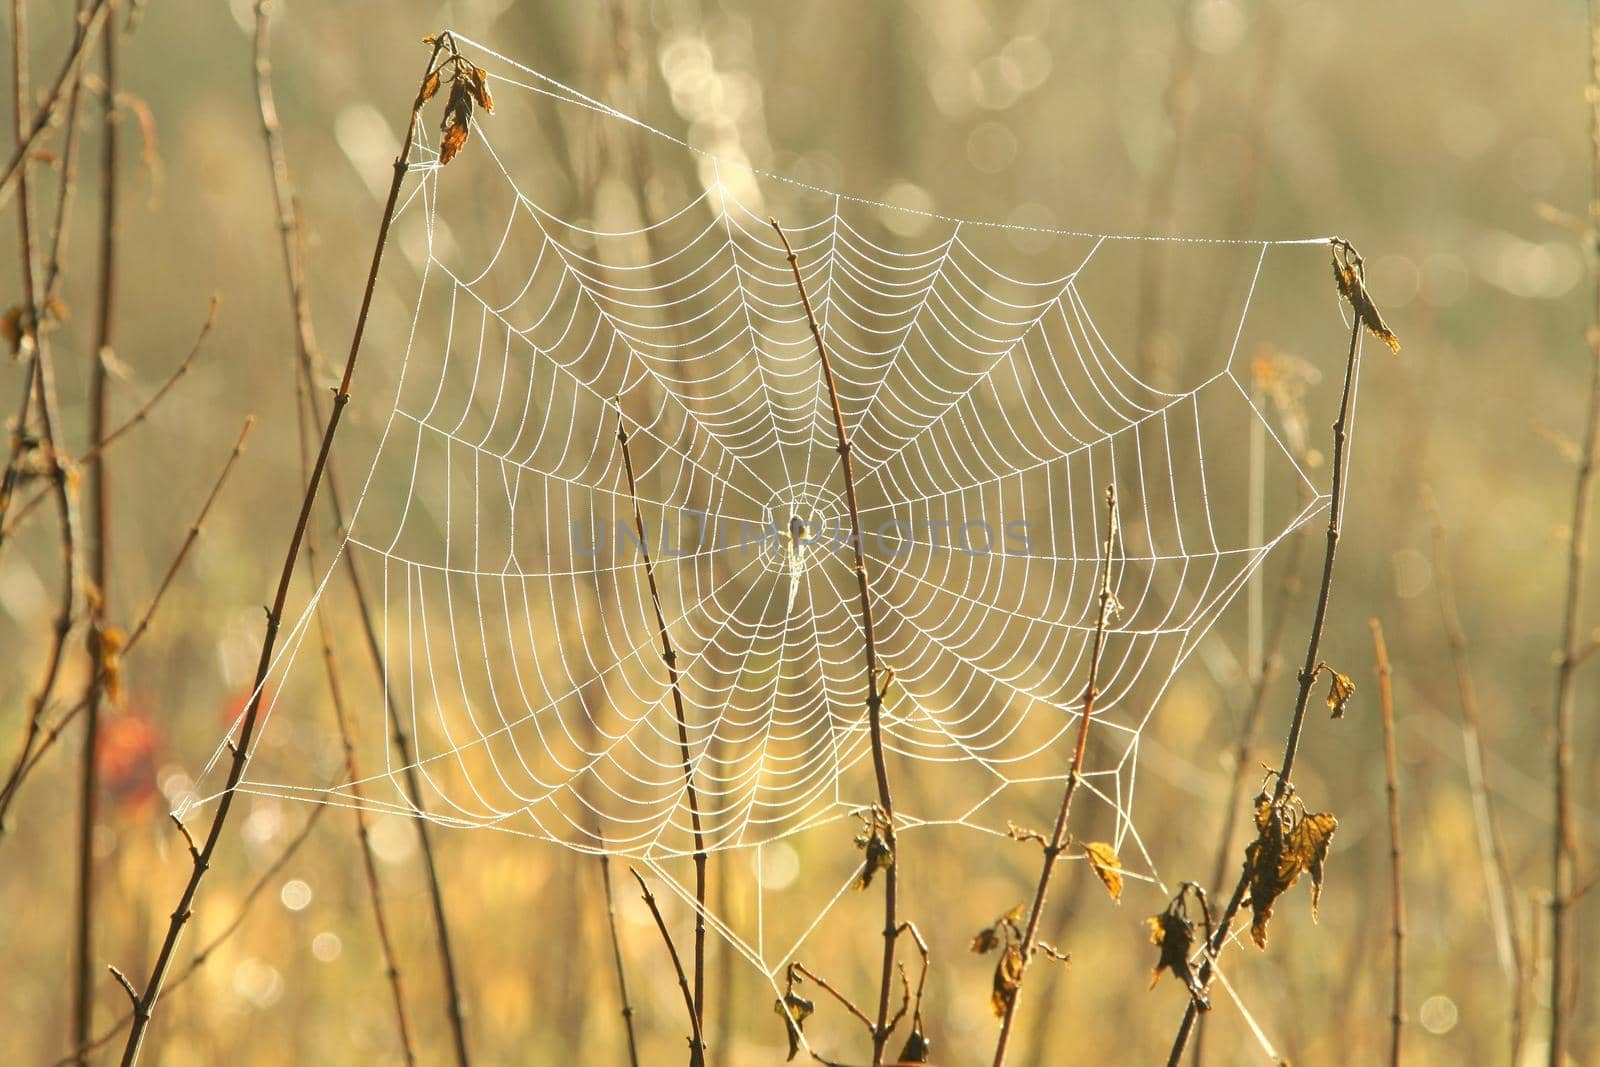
[182,34,1347,1007]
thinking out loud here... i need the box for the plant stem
[615,407,708,1063]
[1166,247,1365,1066]
[1370,619,1404,1067]
[991,485,1118,1067]
[1426,494,1527,1059]
[6,0,84,875]
[1190,515,1308,1067]
[72,0,118,1057]
[771,218,902,1065]
[1548,8,1600,1062]
[52,788,328,1066]
[113,38,451,1066]
[256,5,418,1058]
[599,853,643,1067]
[631,868,706,1064]
[0,0,109,212]
[251,17,474,1060]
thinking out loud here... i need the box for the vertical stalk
[1166,252,1365,1066]
[5,8,85,945]
[114,39,450,1066]
[598,853,642,1067]
[615,408,708,1065]
[1548,7,1600,1060]
[250,13,473,1060]
[1369,619,1404,1067]
[771,218,900,1065]
[0,0,109,212]
[991,486,1119,1067]
[73,2,117,1058]
[1427,498,1527,1060]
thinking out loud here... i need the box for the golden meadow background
[0,1,1593,1064]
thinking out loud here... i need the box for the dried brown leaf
[2,304,26,355]
[774,991,814,1062]
[438,78,475,166]
[853,810,894,890]
[1245,792,1339,947]
[439,121,469,165]
[970,925,1003,955]
[1146,909,1209,1008]
[990,943,1024,1018]
[1081,840,1123,902]
[420,68,442,104]
[470,65,494,112]
[896,1023,932,1063]
[971,904,1024,955]
[1334,256,1402,354]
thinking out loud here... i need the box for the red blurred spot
[96,707,162,816]
[219,686,274,731]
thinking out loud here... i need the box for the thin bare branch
[1,295,217,546]
[614,403,709,1049]
[73,3,120,1056]
[630,868,705,1067]
[599,854,642,1067]
[1166,239,1369,1066]
[3,0,84,860]
[58,798,330,1066]
[0,416,253,826]
[251,16,472,1054]
[772,217,904,1065]
[1426,491,1527,1059]
[114,38,455,1064]
[257,3,419,1059]
[1370,619,1405,1067]
[1547,9,1600,1061]
[991,484,1119,1066]
[0,0,111,212]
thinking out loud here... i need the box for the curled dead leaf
[469,65,494,112]
[990,943,1024,1019]
[420,68,442,104]
[774,990,814,1062]
[970,903,1025,955]
[1146,882,1210,1009]
[438,77,474,166]
[853,807,894,890]
[1244,782,1338,948]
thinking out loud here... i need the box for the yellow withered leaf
[1293,811,1338,921]
[1081,841,1123,902]
[95,624,128,709]
[1325,668,1355,719]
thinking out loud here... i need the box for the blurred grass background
[1,0,1595,1064]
